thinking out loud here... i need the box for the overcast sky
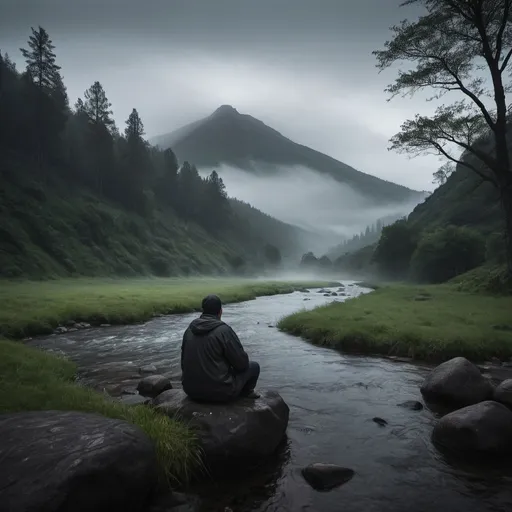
[0,0,444,191]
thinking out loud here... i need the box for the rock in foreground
[301,463,355,491]
[493,379,512,407]
[0,411,158,512]
[420,357,493,406]
[433,401,512,456]
[153,389,289,471]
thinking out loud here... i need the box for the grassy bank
[278,284,512,362]
[0,338,198,483]
[0,277,333,339]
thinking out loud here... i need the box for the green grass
[0,277,333,338]
[278,284,512,362]
[0,338,199,484]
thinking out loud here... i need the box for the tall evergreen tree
[20,27,68,168]
[83,81,114,128]
[202,170,231,229]
[121,108,151,211]
[20,27,62,92]
[80,81,116,195]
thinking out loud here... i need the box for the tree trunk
[501,178,512,276]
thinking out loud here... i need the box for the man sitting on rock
[181,294,261,402]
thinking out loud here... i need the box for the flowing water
[29,283,512,512]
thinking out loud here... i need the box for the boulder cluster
[421,356,512,457]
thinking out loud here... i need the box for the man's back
[181,314,249,402]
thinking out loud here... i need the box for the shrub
[411,225,485,283]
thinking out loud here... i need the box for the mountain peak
[211,104,239,117]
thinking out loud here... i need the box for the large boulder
[420,357,493,406]
[493,379,512,407]
[433,400,512,456]
[0,411,158,512]
[153,389,289,471]
[137,375,172,398]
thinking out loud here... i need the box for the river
[29,282,512,512]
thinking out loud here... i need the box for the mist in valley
[199,163,425,254]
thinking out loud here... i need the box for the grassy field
[278,284,512,362]
[0,277,333,339]
[0,338,199,484]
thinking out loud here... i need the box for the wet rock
[100,323,111,327]
[0,411,158,512]
[323,293,330,297]
[433,400,512,456]
[490,357,502,365]
[303,298,311,301]
[54,326,68,334]
[318,289,326,293]
[420,357,493,407]
[502,362,512,368]
[67,327,79,332]
[153,389,289,471]
[139,364,158,374]
[493,379,512,407]
[119,394,150,406]
[64,319,76,327]
[301,463,354,491]
[372,417,388,427]
[331,292,338,296]
[137,375,173,398]
[268,324,275,328]
[121,388,138,395]
[397,400,424,411]
[74,322,91,329]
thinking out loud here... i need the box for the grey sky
[0,0,442,191]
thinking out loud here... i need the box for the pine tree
[121,108,151,211]
[83,81,114,128]
[20,27,62,92]
[20,27,68,168]
[80,82,116,195]
[155,148,179,206]
[125,108,145,140]
[202,170,230,229]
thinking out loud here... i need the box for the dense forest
[333,163,510,290]
[0,27,309,278]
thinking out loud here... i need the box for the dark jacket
[181,314,249,401]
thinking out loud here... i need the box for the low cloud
[198,163,424,239]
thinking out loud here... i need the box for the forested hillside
[333,163,508,287]
[0,28,308,279]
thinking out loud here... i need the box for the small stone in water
[372,417,388,427]
[139,364,158,374]
[100,323,111,328]
[397,400,424,411]
[302,463,355,491]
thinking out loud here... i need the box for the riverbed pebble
[139,364,158,374]
[397,400,424,411]
[301,463,354,491]
[137,375,173,398]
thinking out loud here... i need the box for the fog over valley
[198,163,424,242]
